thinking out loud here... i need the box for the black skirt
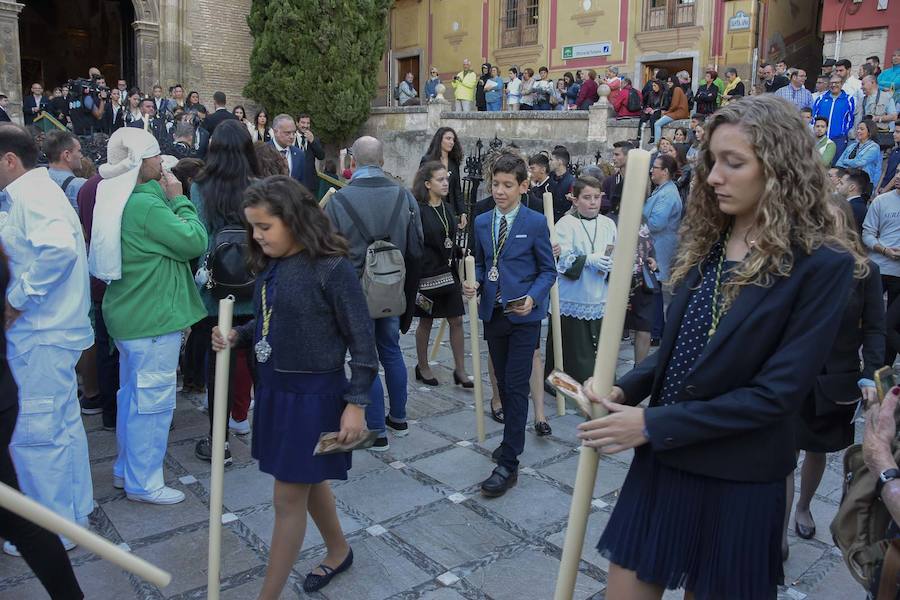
[414,285,465,319]
[597,446,784,600]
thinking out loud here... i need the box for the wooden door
[397,56,421,97]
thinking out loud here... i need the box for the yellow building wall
[380,0,819,102]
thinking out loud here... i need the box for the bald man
[323,136,424,451]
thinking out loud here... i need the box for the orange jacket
[664,86,689,120]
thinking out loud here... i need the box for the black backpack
[626,88,641,112]
[205,225,255,300]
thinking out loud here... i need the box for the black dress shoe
[534,421,552,436]
[794,520,816,540]
[453,371,474,388]
[303,548,354,593]
[481,465,518,497]
[490,403,504,424]
[415,366,439,386]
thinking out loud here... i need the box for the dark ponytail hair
[241,176,348,272]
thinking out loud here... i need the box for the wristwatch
[876,468,900,497]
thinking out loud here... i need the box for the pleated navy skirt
[251,362,352,484]
[597,446,784,600]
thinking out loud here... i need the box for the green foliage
[244,0,391,145]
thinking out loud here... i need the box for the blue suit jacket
[268,141,306,186]
[473,204,557,323]
[616,245,854,482]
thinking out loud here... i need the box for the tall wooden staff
[542,192,565,417]
[207,296,234,600]
[0,483,171,587]
[465,256,486,442]
[554,149,651,599]
[429,320,447,361]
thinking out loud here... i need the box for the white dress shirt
[1,168,93,358]
[273,139,293,173]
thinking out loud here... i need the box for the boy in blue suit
[463,153,557,497]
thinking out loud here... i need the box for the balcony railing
[643,0,695,31]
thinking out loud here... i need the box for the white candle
[207,296,234,600]
[543,191,565,417]
[0,482,171,587]
[465,256,486,442]
[554,149,652,599]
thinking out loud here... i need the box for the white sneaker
[4,537,75,557]
[113,475,124,489]
[127,486,185,505]
[228,416,250,435]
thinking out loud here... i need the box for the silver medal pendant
[254,338,272,363]
[488,266,499,282]
[444,237,453,249]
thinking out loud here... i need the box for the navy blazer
[269,141,306,187]
[296,137,325,193]
[23,95,49,126]
[473,203,557,323]
[616,245,854,482]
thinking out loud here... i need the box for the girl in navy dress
[212,176,377,598]
[578,95,863,599]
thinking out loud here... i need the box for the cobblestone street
[0,321,864,599]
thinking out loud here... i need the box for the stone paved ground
[0,320,865,599]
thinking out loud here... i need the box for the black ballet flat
[794,520,816,540]
[415,366,439,386]
[453,371,474,388]
[303,548,354,593]
[490,403,504,424]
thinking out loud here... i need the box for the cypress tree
[244,0,391,145]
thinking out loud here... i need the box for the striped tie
[495,215,507,303]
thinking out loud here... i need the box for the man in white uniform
[0,124,94,555]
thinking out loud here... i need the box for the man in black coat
[127,98,171,146]
[201,91,237,135]
[23,83,49,126]
[294,113,325,192]
[0,95,11,122]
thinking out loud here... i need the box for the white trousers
[455,100,473,112]
[114,332,180,495]
[9,345,93,525]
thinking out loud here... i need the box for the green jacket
[103,180,208,340]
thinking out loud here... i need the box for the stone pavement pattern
[0,321,863,599]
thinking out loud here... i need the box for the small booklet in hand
[546,370,593,417]
[503,295,529,314]
[313,430,379,456]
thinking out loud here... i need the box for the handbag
[418,271,457,296]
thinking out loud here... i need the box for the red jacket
[576,79,599,109]
[611,86,642,117]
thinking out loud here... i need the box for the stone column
[426,99,448,132]
[587,99,609,143]
[133,20,160,93]
[0,1,25,124]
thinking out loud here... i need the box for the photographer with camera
[67,71,108,136]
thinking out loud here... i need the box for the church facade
[0,0,254,123]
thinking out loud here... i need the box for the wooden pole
[465,256,486,443]
[207,296,234,600]
[429,319,447,362]
[542,192,565,417]
[0,482,171,587]
[318,187,337,208]
[553,149,651,599]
